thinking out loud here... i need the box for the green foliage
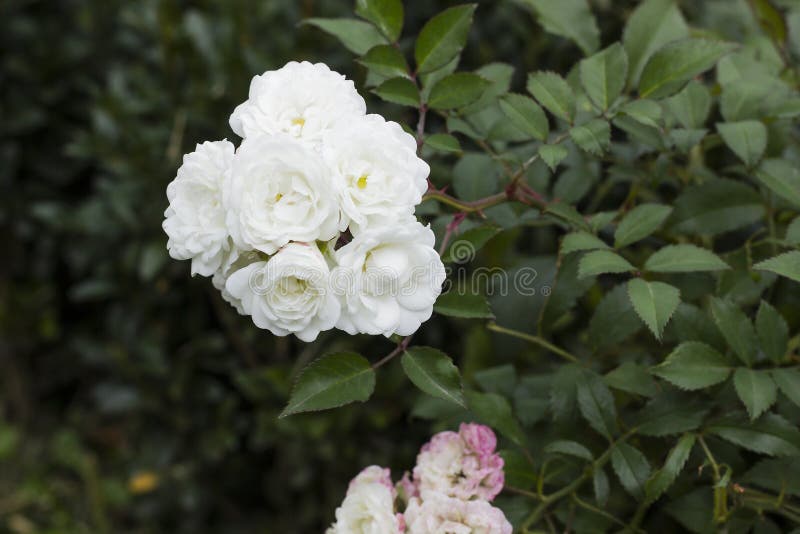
[527,71,576,123]
[281,352,376,416]
[302,18,387,54]
[7,0,800,531]
[414,4,476,73]
[627,279,681,340]
[428,72,489,109]
[401,347,466,407]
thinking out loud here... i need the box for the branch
[372,335,413,370]
[487,322,580,364]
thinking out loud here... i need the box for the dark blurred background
[0,0,747,532]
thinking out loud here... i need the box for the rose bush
[6,0,800,532]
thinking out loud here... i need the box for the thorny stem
[486,322,580,364]
[438,212,467,256]
[416,103,428,153]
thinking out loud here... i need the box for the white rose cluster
[327,424,512,534]
[163,61,445,341]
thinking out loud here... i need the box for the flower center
[291,117,305,127]
[357,174,368,189]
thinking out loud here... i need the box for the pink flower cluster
[326,423,512,534]
[412,422,505,502]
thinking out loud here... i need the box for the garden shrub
[3,0,800,532]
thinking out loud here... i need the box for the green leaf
[754,251,800,284]
[756,159,800,208]
[544,203,591,232]
[569,119,611,155]
[644,244,730,273]
[466,390,526,446]
[539,143,569,171]
[434,291,494,319]
[280,352,375,417]
[709,297,759,366]
[544,440,594,461]
[578,250,635,279]
[580,43,628,111]
[670,303,727,352]
[614,203,673,248]
[561,232,609,255]
[669,128,709,153]
[594,468,610,506]
[634,392,708,436]
[474,364,516,397]
[749,0,788,46]
[425,133,461,154]
[498,94,549,141]
[372,77,420,107]
[756,301,789,364]
[355,0,403,41]
[428,72,490,110]
[786,217,800,246]
[665,81,711,128]
[669,179,765,236]
[627,279,681,340]
[613,114,666,150]
[605,362,659,397]
[623,0,689,87]
[652,342,731,390]
[646,434,696,504]
[717,120,767,168]
[452,153,498,201]
[734,368,777,420]
[302,18,386,55]
[500,450,538,488]
[527,71,576,123]
[611,443,652,500]
[639,39,735,99]
[618,99,663,128]
[414,4,476,74]
[550,364,582,420]
[442,225,501,263]
[576,370,619,440]
[707,413,800,457]
[589,284,643,350]
[518,0,599,55]
[358,44,409,79]
[401,347,466,407]
[772,368,800,408]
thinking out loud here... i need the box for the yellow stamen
[274,193,283,202]
[291,117,305,127]
[357,174,368,189]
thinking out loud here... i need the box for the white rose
[211,248,263,314]
[162,140,235,276]
[328,468,401,534]
[404,494,512,534]
[229,61,366,145]
[333,219,445,337]
[323,114,429,232]
[224,242,340,342]
[224,135,340,254]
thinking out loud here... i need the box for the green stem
[423,189,512,213]
[698,435,729,523]
[573,494,641,532]
[521,429,637,532]
[487,322,580,364]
